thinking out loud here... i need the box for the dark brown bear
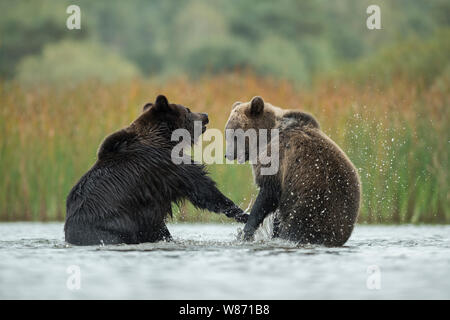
[65,95,247,245]
[225,96,361,246]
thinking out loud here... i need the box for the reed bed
[0,73,448,223]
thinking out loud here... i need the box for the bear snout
[200,113,209,124]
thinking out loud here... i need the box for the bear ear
[153,95,170,113]
[232,101,242,109]
[142,103,153,112]
[250,96,264,116]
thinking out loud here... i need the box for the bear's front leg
[183,165,248,223]
[193,182,248,223]
[242,186,280,241]
[223,203,248,223]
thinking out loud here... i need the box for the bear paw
[236,228,255,241]
[224,206,248,223]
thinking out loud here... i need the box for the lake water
[0,222,448,299]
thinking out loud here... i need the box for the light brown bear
[225,96,361,246]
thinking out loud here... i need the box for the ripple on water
[0,222,449,299]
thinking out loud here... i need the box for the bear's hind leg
[271,210,281,239]
[139,222,172,243]
[156,223,172,242]
[65,222,135,245]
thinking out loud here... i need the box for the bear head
[224,96,282,162]
[225,96,280,133]
[225,96,319,162]
[134,95,208,143]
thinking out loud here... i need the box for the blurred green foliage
[1,0,449,83]
[332,29,450,87]
[16,40,140,84]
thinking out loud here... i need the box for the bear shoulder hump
[97,129,137,159]
[282,111,320,129]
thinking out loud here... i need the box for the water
[0,222,449,299]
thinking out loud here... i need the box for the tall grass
[0,73,448,223]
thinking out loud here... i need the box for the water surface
[0,223,448,299]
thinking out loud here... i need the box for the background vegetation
[0,0,448,223]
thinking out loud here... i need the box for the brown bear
[225,96,361,246]
[65,95,247,246]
